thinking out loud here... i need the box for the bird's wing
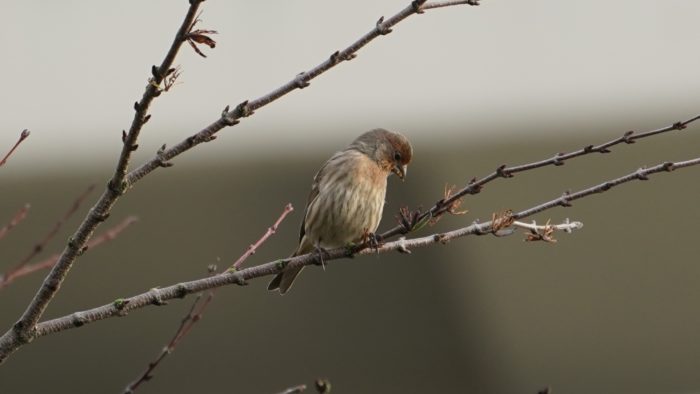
[298,160,326,243]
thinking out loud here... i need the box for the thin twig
[123,204,292,393]
[124,266,216,394]
[0,130,30,168]
[0,204,30,241]
[0,217,138,289]
[4,185,95,277]
[379,114,700,240]
[231,203,294,270]
[28,156,700,339]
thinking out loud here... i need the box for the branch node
[376,16,393,35]
[235,100,253,117]
[294,72,311,89]
[71,312,87,328]
[143,114,152,124]
[108,179,128,196]
[150,288,168,306]
[156,144,174,168]
[329,50,341,65]
[412,0,427,13]
[396,237,412,254]
[121,130,127,143]
[221,105,240,126]
[134,101,141,112]
[559,191,573,207]
[552,153,565,166]
[112,298,129,316]
[635,168,649,180]
[175,284,188,299]
[622,130,635,144]
[672,121,687,130]
[662,161,675,171]
[496,164,513,178]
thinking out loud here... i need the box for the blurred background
[2,0,700,393]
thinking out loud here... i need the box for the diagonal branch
[0,204,30,242]
[0,130,30,168]
[0,185,95,284]
[123,204,292,393]
[0,217,138,290]
[125,0,481,186]
[379,113,700,240]
[0,0,206,362]
[26,156,700,340]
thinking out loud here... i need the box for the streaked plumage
[268,128,413,294]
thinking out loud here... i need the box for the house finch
[268,128,413,294]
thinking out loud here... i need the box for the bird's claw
[313,245,329,270]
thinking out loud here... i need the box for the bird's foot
[312,245,330,270]
[362,230,383,254]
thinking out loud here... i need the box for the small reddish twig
[0,216,137,289]
[231,203,294,270]
[123,204,293,393]
[0,129,30,168]
[4,185,95,276]
[0,204,30,241]
[124,266,217,394]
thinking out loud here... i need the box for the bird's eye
[394,152,402,161]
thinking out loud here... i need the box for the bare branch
[231,203,294,270]
[380,113,700,239]
[124,266,217,394]
[0,0,206,361]
[0,129,30,168]
[123,204,292,393]
[0,204,30,241]
[125,0,481,186]
[1,185,95,279]
[0,216,138,290]
[25,156,700,340]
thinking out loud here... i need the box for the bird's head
[351,128,413,180]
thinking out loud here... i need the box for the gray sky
[2,0,700,169]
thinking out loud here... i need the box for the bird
[268,128,413,294]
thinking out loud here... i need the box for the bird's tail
[268,242,311,294]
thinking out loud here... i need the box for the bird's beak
[392,164,407,180]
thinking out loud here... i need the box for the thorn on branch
[143,114,152,124]
[376,16,393,35]
[329,50,341,65]
[622,130,635,144]
[134,101,141,111]
[122,130,127,143]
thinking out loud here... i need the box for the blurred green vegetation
[1,127,699,393]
